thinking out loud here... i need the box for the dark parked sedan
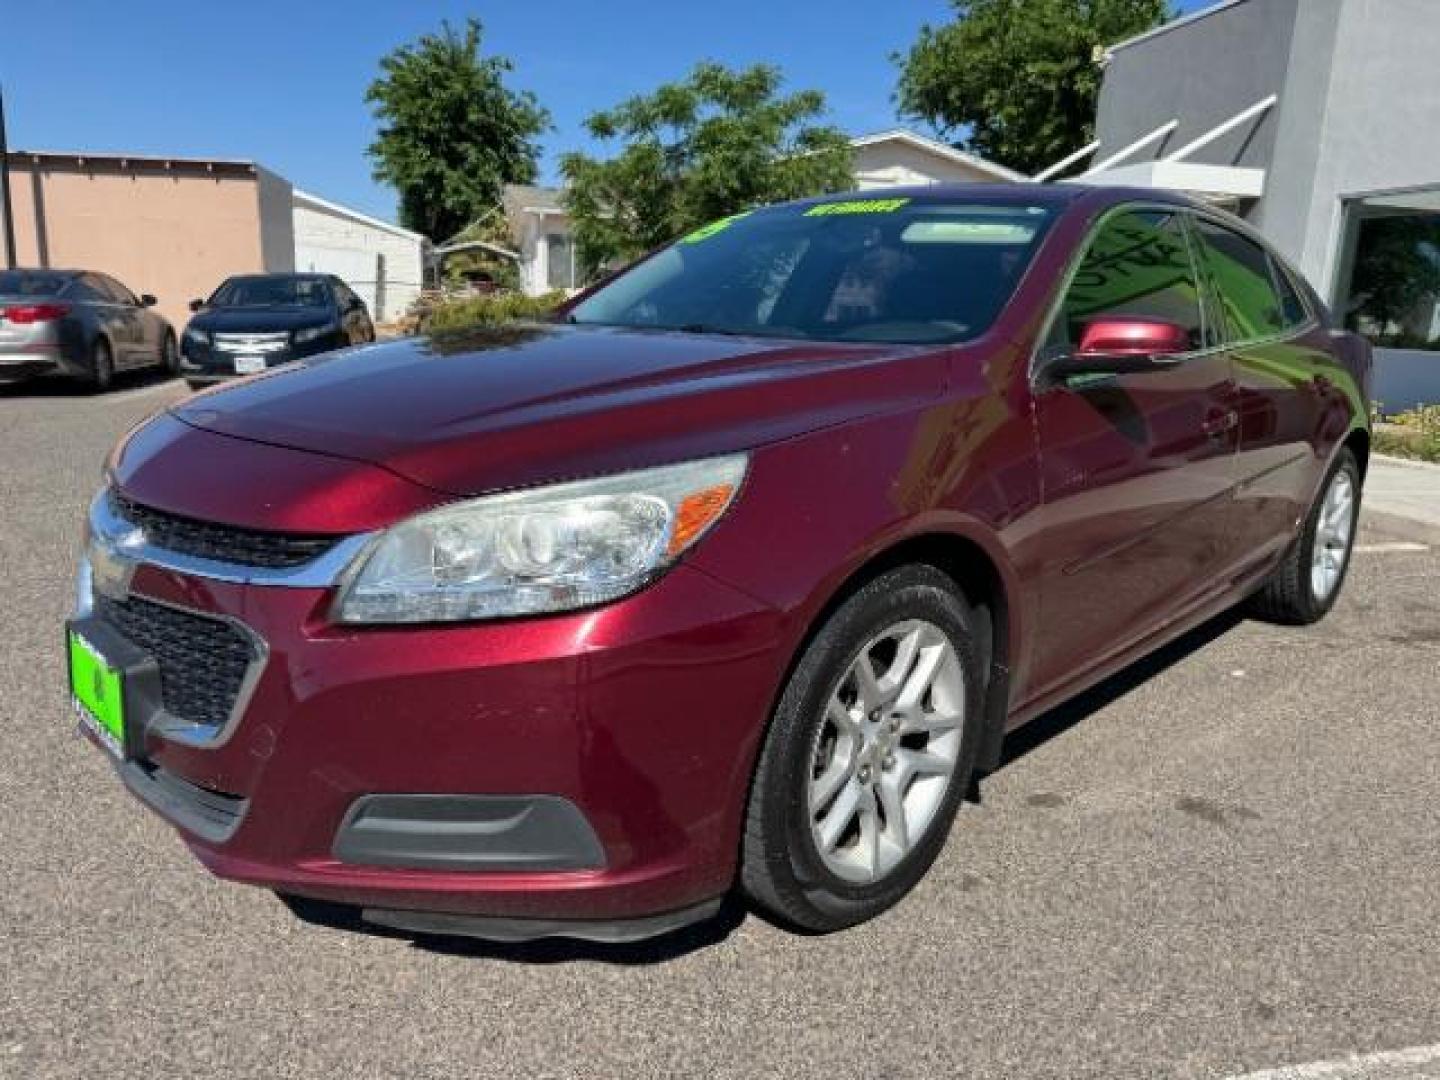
[72,185,1370,942]
[180,273,375,388]
[0,269,177,390]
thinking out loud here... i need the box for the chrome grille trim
[89,490,375,589]
[213,332,290,354]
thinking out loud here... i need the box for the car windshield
[566,198,1056,344]
[0,271,68,296]
[209,277,329,308]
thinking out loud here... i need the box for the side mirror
[140,294,158,308]
[189,298,205,313]
[1051,318,1191,379]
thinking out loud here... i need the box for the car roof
[789,182,1200,214]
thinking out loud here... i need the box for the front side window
[567,199,1056,345]
[1048,208,1205,353]
[1194,218,1290,342]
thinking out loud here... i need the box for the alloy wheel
[807,619,965,885]
[1310,469,1356,602]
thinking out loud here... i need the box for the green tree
[560,63,854,274]
[895,0,1171,176]
[1347,217,1440,341]
[367,18,548,241]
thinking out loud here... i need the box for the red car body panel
[90,185,1370,926]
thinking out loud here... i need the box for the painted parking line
[1354,541,1431,554]
[1224,1043,1440,1079]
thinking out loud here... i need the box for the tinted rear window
[0,271,68,296]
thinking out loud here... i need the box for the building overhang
[1077,160,1266,200]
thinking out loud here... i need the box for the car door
[74,274,136,364]
[1027,206,1240,697]
[93,274,146,367]
[1191,216,1337,570]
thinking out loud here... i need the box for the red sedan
[68,185,1371,941]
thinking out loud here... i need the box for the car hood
[188,307,333,333]
[169,323,945,496]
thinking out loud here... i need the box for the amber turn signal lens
[667,484,736,557]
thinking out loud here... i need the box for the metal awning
[1033,95,1277,201]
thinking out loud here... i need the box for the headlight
[182,326,209,346]
[294,324,337,344]
[333,454,748,624]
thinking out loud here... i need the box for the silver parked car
[0,269,178,391]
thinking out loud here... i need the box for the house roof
[12,148,259,177]
[292,189,428,243]
[503,184,567,216]
[849,129,1028,182]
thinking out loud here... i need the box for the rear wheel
[86,337,114,393]
[160,331,180,374]
[1249,449,1361,625]
[741,565,985,932]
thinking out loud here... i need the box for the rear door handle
[1202,409,1239,439]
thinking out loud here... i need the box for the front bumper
[80,548,787,934]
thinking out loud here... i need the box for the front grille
[109,489,339,569]
[213,332,290,354]
[95,594,256,732]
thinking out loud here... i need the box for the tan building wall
[1,154,283,329]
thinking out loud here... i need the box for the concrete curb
[1360,506,1440,547]
[1373,452,1440,474]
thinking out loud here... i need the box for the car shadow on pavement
[281,891,749,966]
[987,606,1248,780]
[0,369,181,398]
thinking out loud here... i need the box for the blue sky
[0,0,1209,226]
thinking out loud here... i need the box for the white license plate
[233,356,267,375]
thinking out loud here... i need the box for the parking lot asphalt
[3,373,1438,1080]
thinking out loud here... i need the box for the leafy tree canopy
[367,18,548,241]
[560,63,854,274]
[895,0,1171,176]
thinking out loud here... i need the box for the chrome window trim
[89,490,373,589]
[1030,200,1321,387]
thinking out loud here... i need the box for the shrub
[1375,403,1440,463]
[425,291,567,335]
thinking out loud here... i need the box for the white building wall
[291,193,426,321]
[852,142,1011,189]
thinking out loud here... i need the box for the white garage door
[295,244,384,317]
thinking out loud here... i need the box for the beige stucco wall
[2,160,271,330]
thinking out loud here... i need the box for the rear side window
[0,271,67,295]
[1049,208,1205,352]
[1271,260,1311,328]
[1194,218,1292,341]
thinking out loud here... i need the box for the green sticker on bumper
[69,630,124,749]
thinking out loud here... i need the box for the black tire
[741,564,987,932]
[1248,448,1361,625]
[86,337,114,393]
[160,331,180,375]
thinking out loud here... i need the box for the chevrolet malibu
[68,185,1370,941]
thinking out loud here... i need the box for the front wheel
[1248,448,1361,625]
[741,565,986,932]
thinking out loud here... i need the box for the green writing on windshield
[680,211,753,244]
[804,198,911,217]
